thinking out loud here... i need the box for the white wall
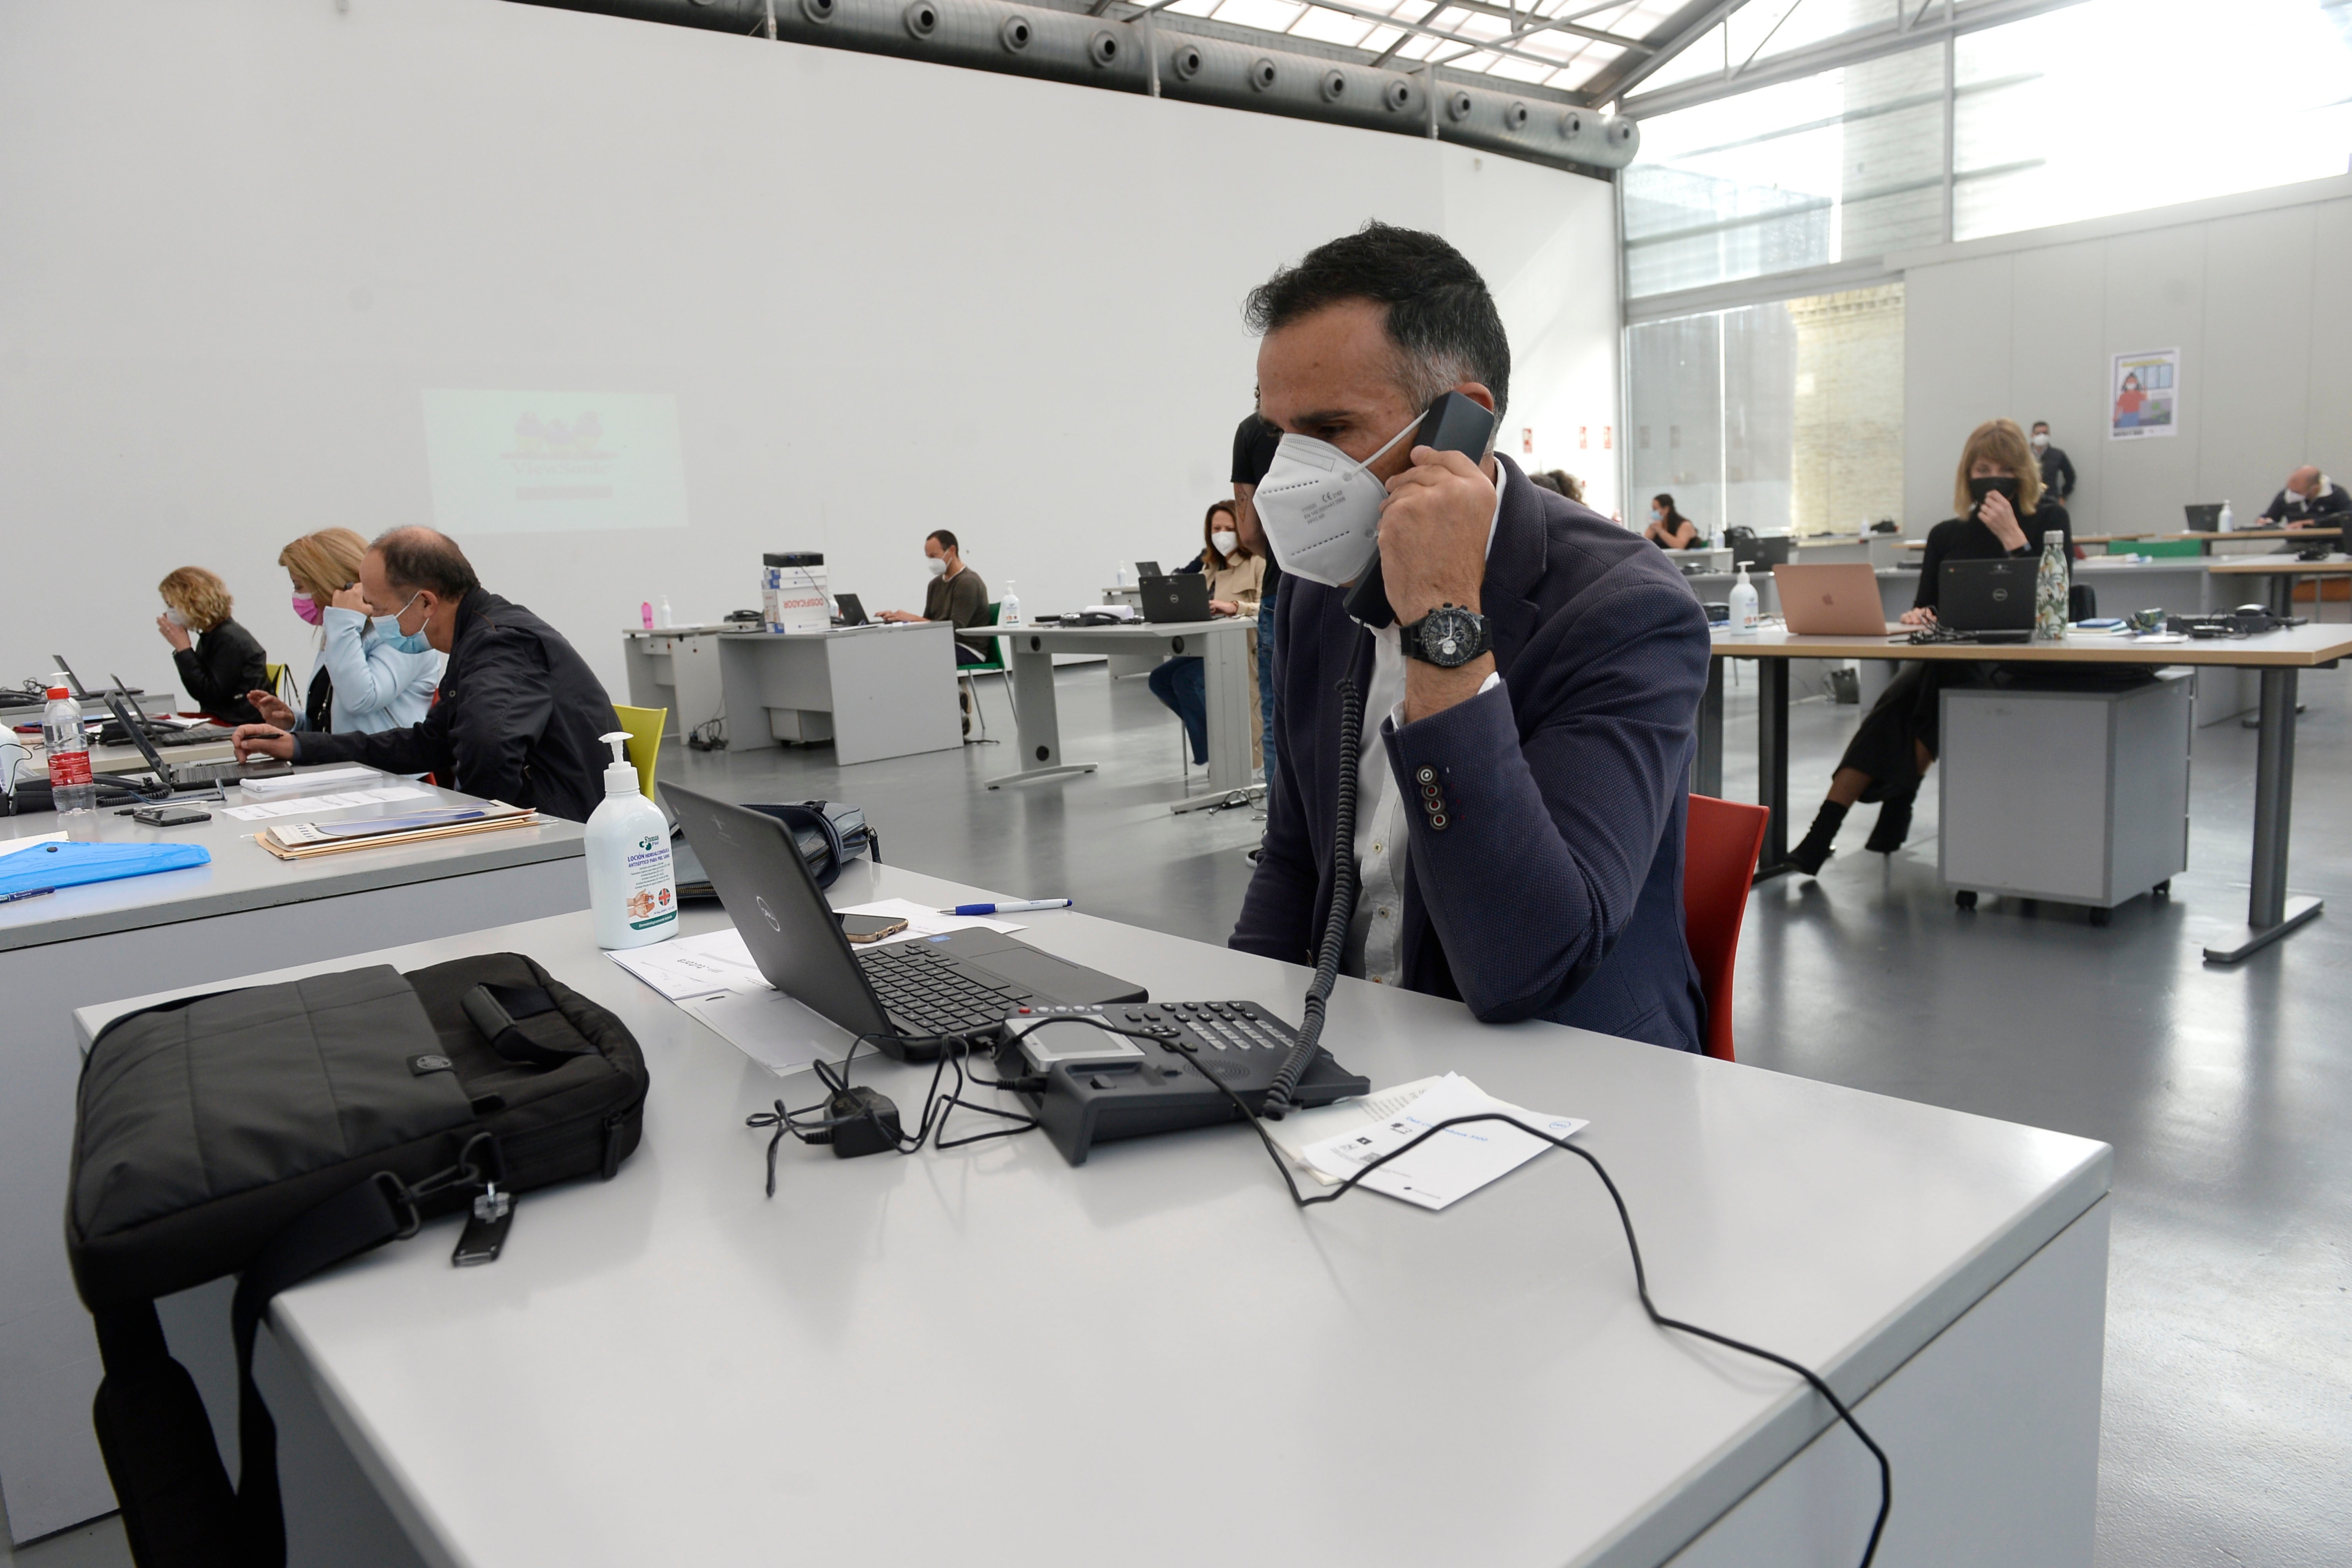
[0,0,1621,704]
[1896,175,2352,535]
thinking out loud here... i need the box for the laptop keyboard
[857,942,1027,1036]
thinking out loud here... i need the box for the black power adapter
[810,1086,900,1158]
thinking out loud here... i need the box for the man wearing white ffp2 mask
[1228,223,1712,1056]
[2029,421,2075,504]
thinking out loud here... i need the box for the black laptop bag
[65,953,648,1568]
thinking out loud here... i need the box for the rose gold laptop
[1773,563,1902,636]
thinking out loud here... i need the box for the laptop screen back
[2183,504,2223,532]
[1938,559,2036,632]
[1139,574,1211,623]
[833,592,869,626]
[659,783,890,1040]
[1134,561,1162,579]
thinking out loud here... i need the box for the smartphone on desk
[131,804,212,826]
[838,912,911,945]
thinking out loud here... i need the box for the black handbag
[66,953,648,1568]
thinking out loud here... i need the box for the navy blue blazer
[1230,455,1712,1053]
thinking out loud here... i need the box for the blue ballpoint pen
[940,898,1073,916]
[0,886,56,905]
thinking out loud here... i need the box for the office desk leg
[2267,574,2296,619]
[1170,628,1264,815]
[1693,659,1725,798]
[1753,659,1793,882]
[2204,667,2322,962]
[986,647,1098,789]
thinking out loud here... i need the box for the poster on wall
[2108,349,2179,440]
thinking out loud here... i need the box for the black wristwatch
[1401,603,1492,668]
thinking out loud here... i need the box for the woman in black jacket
[156,566,270,725]
[1789,418,2071,873]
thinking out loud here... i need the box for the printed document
[1301,1073,1587,1211]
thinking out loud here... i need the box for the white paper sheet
[1262,1076,1447,1185]
[237,765,382,798]
[606,927,769,1000]
[1301,1073,1588,1211]
[833,897,1023,943]
[679,987,852,1077]
[221,785,433,822]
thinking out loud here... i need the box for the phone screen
[838,913,911,944]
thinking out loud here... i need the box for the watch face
[1420,606,1481,668]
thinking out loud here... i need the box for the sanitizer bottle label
[621,834,677,933]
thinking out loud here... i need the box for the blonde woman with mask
[242,528,441,735]
[155,566,270,724]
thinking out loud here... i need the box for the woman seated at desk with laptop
[1147,501,1264,767]
[1789,417,2073,873]
[1644,493,1703,550]
[239,527,442,736]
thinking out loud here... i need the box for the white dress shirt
[1343,464,1508,986]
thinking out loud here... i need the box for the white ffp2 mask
[1209,530,1239,558]
[1250,415,1421,587]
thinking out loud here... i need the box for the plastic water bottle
[999,581,1022,627]
[2218,499,2235,533]
[1728,563,1760,635]
[43,681,96,816]
[2035,532,2070,640]
[655,595,674,630]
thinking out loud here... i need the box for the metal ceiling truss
[519,0,1642,174]
[1619,0,2090,119]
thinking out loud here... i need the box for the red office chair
[1683,793,1769,1062]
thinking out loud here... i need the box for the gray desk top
[713,622,947,642]
[1002,618,1243,641]
[74,862,2108,1568]
[1710,623,2352,666]
[1,781,584,953]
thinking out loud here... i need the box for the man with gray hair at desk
[2258,466,2348,531]
[230,527,617,822]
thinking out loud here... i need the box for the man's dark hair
[2031,421,2049,432]
[927,529,959,552]
[1243,221,1510,421]
[371,526,481,598]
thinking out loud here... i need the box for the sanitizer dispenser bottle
[1728,562,1761,635]
[585,731,677,950]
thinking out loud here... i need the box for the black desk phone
[1341,390,1501,630]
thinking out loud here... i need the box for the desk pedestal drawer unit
[620,627,730,743]
[1939,675,2190,915]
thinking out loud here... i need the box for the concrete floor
[13,656,2346,1564]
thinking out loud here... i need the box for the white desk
[0,787,588,1542]
[713,623,961,765]
[619,624,737,741]
[990,619,1254,797]
[70,858,2111,1567]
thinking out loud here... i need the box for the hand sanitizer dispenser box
[585,731,677,949]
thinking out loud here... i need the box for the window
[1627,284,1904,537]
[1622,46,1945,298]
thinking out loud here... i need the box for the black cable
[1262,665,1365,1118]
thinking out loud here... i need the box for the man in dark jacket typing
[1230,225,1711,1053]
[231,528,617,822]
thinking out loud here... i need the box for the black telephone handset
[1341,391,1501,629]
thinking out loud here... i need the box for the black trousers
[1835,662,1953,803]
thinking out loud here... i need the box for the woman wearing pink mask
[243,528,441,735]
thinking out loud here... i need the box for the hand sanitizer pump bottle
[585,731,677,950]
[1729,563,1760,635]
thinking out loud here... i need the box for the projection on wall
[421,390,689,533]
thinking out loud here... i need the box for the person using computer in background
[1232,414,1284,797]
[154,566,270,725]
[1230,223,1710,1053]
[1149,501,1265,767]
[2257,466,2348,528]
[1788,418,2073,873]
[230,527,616,822]
[1644,494,1702,550]
[2030,421,2075,504]
[239,527,441,736]
[877,529,992,664]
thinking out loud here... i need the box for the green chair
[957,603,1014,743]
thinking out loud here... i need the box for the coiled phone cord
[1260,670,1364,1119]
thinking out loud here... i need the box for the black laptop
[99,691,294,789]
[660,783,1147,1061]
[833,592,870,627]
[1938,559,2036,642]
[1137,573,1212,624]
[1134,560,1163,580]
[2183,503,2224,532]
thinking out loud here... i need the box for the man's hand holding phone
[1379,445,1495,626]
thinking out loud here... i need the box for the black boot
[1864,795,1913,855]
[1790,801,1848,875]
